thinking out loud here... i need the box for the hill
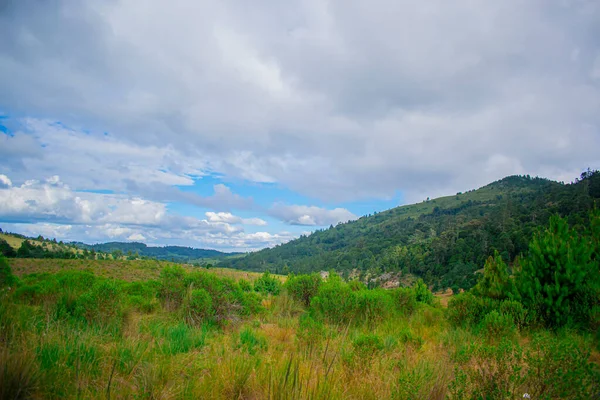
[71,241,238,263]
[223,172,600,290]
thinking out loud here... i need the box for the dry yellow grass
[7,258,284,283]
[0,232,83,254]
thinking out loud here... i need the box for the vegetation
[0,172,598,398]
[0,206,598,398]
[224,172,600,291]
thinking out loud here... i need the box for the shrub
[523,334,600,399]
[352,333,384,357]
[182,288,214,326]
[158,265,187,311]
[74,279,124,329]
[348,280,366,291]
[296,313,326,350]
[498,299,528,329]
[236,328,267,355]
[517,214,600,328]
[478,310,516,342]
[413,279,434,305]
[450,338,524,399]
[238,279,253,292]
[447,292,485,327]
[0,256,16,288]
[253,271,282,295]
[353,289,394,324]
[310,275,355,324]
[472,251,515,300]
[388,287,417,316]
[285,273,321,307]
[0,349,39,400]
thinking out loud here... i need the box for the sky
[0,0,599,251]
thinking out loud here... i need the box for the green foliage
[472,251,514,299]
[309,275,356,324]
[478,310,516,342]
[450,339,524,399]
[224,173,600,291]
[517,214,600,328]
[74,279,124,330]
[253,271,282,295]
[150,322,208,355]
[523,334,600,399]
[0,349,39,400]
[0,255,16,288]
[296,313,326,349]
[285,273,321,307]
[0,239,16,257]
[236,327,267,355]
[353,289,394,324]
[388,287,417,316]
[238,278,253,292]
[352,333,384,357]
[412,279,433,305]
[182,288,214,326]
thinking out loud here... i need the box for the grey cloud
[269,204,357,226]
[0,0,599,203]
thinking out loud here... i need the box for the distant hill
[222,172,600,290]
[71,241,238,263]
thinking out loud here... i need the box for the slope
[224,173,600,290]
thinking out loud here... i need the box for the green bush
[498,299,528,329]
[348,280,366,291]
[388,287,417,316]
[0,256,16,288]
[296,313,326,350]
[74,279,124,329]
[285,273,321,307]
[253,271,282,295]
[413,279,434,305]
[517,214,600,329]
[352,333,384,357]
[478,310,516,342]
[450,339,523,399]
[353,289,394,324]
[523,334,600,399]
[158,265,187,311]
[182,288,214,326]
[238,278,253,292]
[236,328,267,355]
[310,275,355,324]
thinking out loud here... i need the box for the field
[0,257,598,399]
[7,258,277,283]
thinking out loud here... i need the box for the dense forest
[71,241,236,263]
[224,171,600,290]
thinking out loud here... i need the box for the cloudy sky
[1,0,599,251]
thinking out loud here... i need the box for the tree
[0,239,16,258]
[472,251,514,300]
[517,214,599,328]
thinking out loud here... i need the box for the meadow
[1,256,598,399]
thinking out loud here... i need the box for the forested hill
[71,241,237,263]
[223,172,600,290]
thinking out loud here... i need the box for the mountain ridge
[222,173,600,290]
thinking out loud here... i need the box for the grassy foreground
[0,258,598,399]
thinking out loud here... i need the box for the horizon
[1,1,599,251]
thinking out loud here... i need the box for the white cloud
[0,174,289,250]
[206,211,267,226]
[269,204,357,226]
[127,233,146,241]
[0,174,12,188]
[0,0,599,249]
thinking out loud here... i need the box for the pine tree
[517,214,598,328]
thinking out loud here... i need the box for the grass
[0,232,84,254]
[8,258,283,282]
[0,261,598,399]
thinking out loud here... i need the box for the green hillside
[224,172,600,290]
[71,241,237,263]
